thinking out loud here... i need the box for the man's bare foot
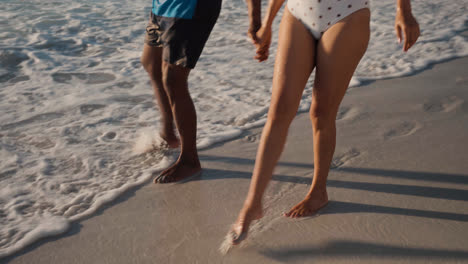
[153,160,201,183]
[158,160,178,177]
[231,203,264,245]
[160,133,180,149]
[284,189,329,218]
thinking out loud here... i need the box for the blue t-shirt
[152,0,198,19]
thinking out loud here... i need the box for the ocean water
[1,0,467,258]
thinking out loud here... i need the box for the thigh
[162,0,221,69]
[313,8,370,114]
[269,8,316,115]
[141,44,163,75]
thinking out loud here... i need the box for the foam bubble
[133,127,163,154]
[0,216,69,258]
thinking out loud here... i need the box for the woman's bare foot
[284,189,329,218]
[231,203,264,244]
[153,159,201,183]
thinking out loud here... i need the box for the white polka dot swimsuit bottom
[287,0,370,39]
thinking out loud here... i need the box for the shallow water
[1,0,467,258]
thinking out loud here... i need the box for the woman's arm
[262,0,285,28]
[395,0,420,52]
[254,0,286,61]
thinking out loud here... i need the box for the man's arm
[246,0,261,43]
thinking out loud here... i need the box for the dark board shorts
[144,0,222,69]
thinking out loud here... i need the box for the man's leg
[141,44,179,148]
[153,62,201,183]
[150,0,221,183]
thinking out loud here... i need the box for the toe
[231,225,247,245]
[154,174,171,184]
[154,175,163,183]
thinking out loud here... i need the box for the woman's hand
[254,25,272,62]
[395,8,420,52]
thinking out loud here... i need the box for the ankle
[306,187,328,200]
[243,200,262,210]
[178,155,200,167]
[160,130,176,139]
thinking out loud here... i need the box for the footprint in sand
[336,106,360,121]
[383,121,420,140]
[423,96,464,113]
[336,106,351,120]
[455,76,468,85]
[331,148,360,168]
[244,133,260,143]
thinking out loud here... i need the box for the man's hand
[246,0,262,44]
[248,21,261,44]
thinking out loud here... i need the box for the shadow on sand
[199,154,468,185]
[260,239,468,262]
[195,164,468,222]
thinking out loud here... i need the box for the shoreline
[4,56,468,264]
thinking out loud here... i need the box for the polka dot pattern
[287,0,370,39]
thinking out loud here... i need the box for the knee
[309,101,335,130]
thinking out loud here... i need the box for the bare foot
[153,160,201,183]
[231,204,264,245]
[158,161,178,177]
[160,133,180,149]
[284,190,329,218]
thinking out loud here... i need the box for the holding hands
[246,0,284,62]
[252,25,272,62]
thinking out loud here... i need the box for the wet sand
[4,57,468,264]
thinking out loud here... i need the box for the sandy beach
[3,56,468,264]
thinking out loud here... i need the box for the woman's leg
[285,8,371,218]
[140,45,179,148]
[234,8,317,239]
